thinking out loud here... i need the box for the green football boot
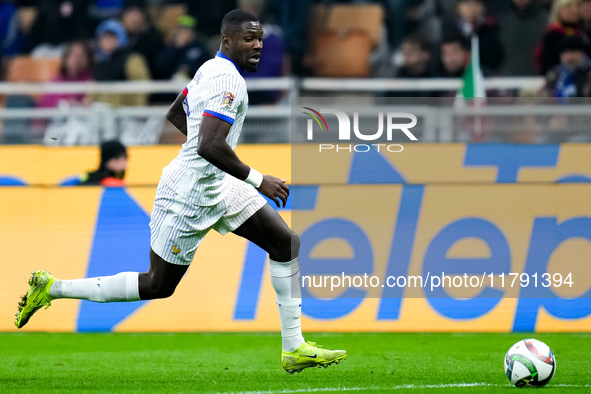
[15,270,56,329]
[281,341,347,374]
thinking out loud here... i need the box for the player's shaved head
[219,9,263,72]
[221,9,259,37]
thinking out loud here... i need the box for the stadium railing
[0,76,543,95]
[4,76,588,145]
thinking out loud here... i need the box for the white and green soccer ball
[504,339,556,387]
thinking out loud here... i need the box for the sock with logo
[269,257,305,352]
[49,272,140,302]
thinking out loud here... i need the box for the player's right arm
[197,115,289,207]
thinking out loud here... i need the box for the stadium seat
[309,3,384,77]
[309,4,384,48]
[314,30,372,77]
[6,56,61,83]
[324,4,384,49]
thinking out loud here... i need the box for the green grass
[0,332,589,393]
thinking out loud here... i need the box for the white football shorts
[149,174,267,265]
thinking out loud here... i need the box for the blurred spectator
[239,0,286,104]
[88,0,125,26]
[500,0,549,76]
[1,94,35,143]
[121,5,164,76]
[317,0,441,53]
[582,0,591,38]
[398,34,435,77]
[404,0,442,46]
[537,0,588,75]
[25,0,92,56]
[0,0,24,60]
[87,1,149,32]
[38,41,94,108]
[1,1,30,142]
[436,0,458,22]
[439,34,471,78]
[392,34,437,97]
[380,0,411,51]
[483,0,512,17]
[539,0,556,12]
[186,0,237,37]
[153,15,210,81]
[542,36,591,97]
[31,42,94,146]
[92,19,151,106]
[436,0,508,21]
[263,0,282,23]
[279,0,310,75]
[443,0,504,74]
[79,140,128,186]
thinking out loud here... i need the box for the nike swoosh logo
[303,353,317,358]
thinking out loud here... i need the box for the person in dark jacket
[92,19,151,106]
[25,0,91,53]
[581,0,591,41]
[0,0,23,57]
[79,140,128,186]
[442,0,505,74]
[392,34,438,97]
[436,34,474,99]
[439,34,471,78]
[153,15,210,81]
[121,5,164,76]
[543,35,591,97]
[499,0,549,76]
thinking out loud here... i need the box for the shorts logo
[222,92,235,108]
[172,245,181,255]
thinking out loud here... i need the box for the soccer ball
[504,339,556,387]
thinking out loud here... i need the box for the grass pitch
[0,332,589,393]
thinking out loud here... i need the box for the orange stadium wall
[0,144,590,333]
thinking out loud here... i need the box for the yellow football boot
[15,270,56,329]
[281,341,348,374]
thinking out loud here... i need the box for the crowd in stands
[1,0,591,104]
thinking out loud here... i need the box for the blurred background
[1,0,591,144]
[1,0,590,334]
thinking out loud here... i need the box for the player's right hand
[258,175,289,208]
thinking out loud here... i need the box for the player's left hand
[258,175,289,208]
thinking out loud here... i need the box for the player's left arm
[166,92,188,135]
[197,115,248,177]
[197,116,289,207]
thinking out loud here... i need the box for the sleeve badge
[222,91,235,108]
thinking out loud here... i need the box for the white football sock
[270,257,305,352]
[49,272,140,302]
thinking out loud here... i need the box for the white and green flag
[458,34,486,100]
[456,34,487,141]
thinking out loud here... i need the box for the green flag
[459,34,485,100]
[456,34,487,141]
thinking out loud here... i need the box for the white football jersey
[161,52,249,206]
